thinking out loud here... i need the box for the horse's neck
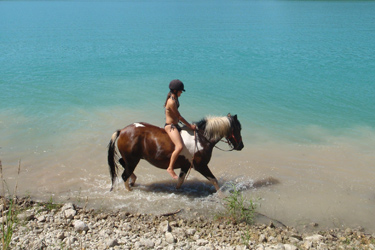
[197,130,223,147]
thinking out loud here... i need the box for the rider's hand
[191,124,197,130]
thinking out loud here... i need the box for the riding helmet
[169,79,185,92]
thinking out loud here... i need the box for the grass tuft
[1,159,22,250]
[216,183,257,224]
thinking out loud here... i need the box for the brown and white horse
[107,113,244,192]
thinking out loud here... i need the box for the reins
[185,129,198,180]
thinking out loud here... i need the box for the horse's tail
[107,130,121,191]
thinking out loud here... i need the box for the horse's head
[227,113,244,151]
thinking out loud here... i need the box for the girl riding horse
[164,79,196,179]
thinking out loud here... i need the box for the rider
[164,79,196,179]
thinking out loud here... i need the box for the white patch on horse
[133,123,145,128]
[180,130,203,162]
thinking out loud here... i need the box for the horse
[107,113,244,192]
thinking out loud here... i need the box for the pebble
[73,220,89,232]
[165,232,176,244]
[64,208,76,219]
[2,197,375,250]
[106,238,118,248]
[305,234,324,242]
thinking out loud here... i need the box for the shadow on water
[137,179,216,198]
[132,176,280,198]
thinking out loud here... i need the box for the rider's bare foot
[167,168,178,179]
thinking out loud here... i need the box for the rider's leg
[165,125,184,179]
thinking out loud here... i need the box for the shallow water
[2,108,375,232]
[1,0,375,232]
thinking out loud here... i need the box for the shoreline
[1,197,374,250]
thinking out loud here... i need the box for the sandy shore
[1,197,374,250]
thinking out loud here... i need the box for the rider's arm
[179,115,196,130]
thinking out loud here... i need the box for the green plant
[1,198,16,250]
[241,228,252,247]
[41,196,62,212]
[342,237,351,245]
[216,183,257,224]
[1,159,20,250]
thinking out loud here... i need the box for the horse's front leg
[195,165,220,191]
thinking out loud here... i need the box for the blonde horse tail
[107,130,121,191]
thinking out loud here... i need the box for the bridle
[215,128,242,151]
[194,123,242,152]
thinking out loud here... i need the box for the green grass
[1,198,16,250]
[1,159,23,250]
[38,196,62,213]
[216,184,257,224]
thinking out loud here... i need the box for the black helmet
[169,79,185,92]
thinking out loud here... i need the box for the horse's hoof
[124,182,132,191]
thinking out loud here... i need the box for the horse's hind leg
[176,171,187,189]
[129,173,137,187]
[119,158,139,191]
[176,165,191,189]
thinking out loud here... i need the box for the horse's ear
[234,114,238,120]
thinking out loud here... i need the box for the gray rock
[37,215,46,222]
[270,244,286,250]
[107,238,119,248]
[17,211,35,221]
[259,234,267,243]
[256,245,265,250]
[61,203,75,211]
[165,232,176,244]
[236,246,248,250]
[56,231,65,240]
[303,240,312,249]
[64,236,77,245]
[5,197,375,250]
[159,220,171,233]
[140,238,155,248]
[197,246,214,250]
[317,242,328,250]
[288,237,301,244]
[196,239,209,246]
[304,234,324,242]
[284,244,298,250]
[173,227,186,238]
[155,238,162,246]
[186,228,196,236]
[64,209,77,219]
[74,220,89,232]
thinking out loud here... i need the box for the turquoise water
[2,1,374,138]
[1,0,375,231]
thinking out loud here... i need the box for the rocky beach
[1,197,374,250]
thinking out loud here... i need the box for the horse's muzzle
[236,141,244,151]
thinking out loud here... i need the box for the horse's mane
[195,116,231,141]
